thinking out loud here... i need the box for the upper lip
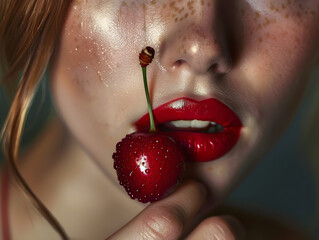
[134,97,242,129]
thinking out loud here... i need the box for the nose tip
[159,14,232,76]
[175,39,232,75]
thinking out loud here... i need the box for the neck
[9,117,144,239]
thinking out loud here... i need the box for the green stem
[142,66,156,132]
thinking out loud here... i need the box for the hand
[107,180,245,240]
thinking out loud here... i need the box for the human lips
[134,98,242,162]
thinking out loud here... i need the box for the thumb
[185,215,246,240]
[107,180,207,240]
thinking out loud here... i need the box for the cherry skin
[113,132,185,203]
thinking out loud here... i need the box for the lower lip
[135,98,242,162]
[159,127,241,162]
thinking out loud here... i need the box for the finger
[185,215,246,240]
[108,180,207,240]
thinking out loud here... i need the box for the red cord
[1,170,11,240]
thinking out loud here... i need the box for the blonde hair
[0,1,71,239]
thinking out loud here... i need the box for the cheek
[235,2,319,123]
[53,3,148,125]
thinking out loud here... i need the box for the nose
[159,1,232,76]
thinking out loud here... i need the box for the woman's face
[50,0,319,202]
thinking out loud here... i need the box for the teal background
[1,69,318,238]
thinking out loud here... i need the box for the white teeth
[170,120,211,129]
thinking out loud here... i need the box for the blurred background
[1,68,319,238]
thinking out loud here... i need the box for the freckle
[282,4,286,9]
[270,2,274,10]
[178,7,185,13]
[201,0,204,5]
[191,9,195,15]
[255,11,260,18]
[207,166,213,171]
[184,13,189,18]
[241,9,245,15]
[162,3,167,8]
[150,0,156,5]
[285,13,290,18]
[258,37,263,42]
[121,1,127,6]
[287,0,291,4]
[175,17,178,22]
[142,3,146,10]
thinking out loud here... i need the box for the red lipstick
[134,98,242,162]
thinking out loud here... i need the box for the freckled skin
[51,0,319,207]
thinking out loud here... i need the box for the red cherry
[113,47,186,202]
[113,132,185,203]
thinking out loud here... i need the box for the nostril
[209,63,219,72]
[209,57,232,75]
[175,59,186,66]
[171,59,188,70]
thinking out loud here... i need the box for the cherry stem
[142,66,156,132]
